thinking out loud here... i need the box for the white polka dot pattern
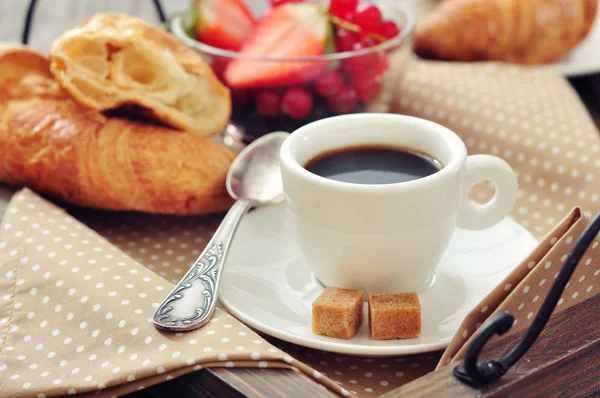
[0,189,345,398]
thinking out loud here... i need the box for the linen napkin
[0,189,347,398]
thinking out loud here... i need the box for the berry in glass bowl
[170,0,414,138]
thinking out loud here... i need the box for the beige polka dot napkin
[0,189,347,398]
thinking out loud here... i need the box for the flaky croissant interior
[50,14,231,137]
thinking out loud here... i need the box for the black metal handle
[454,211,600,386]
[21,0,166,45]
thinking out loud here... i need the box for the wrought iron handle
[21,0,166,45]
[153,199,252,332]
[454,211,600,386]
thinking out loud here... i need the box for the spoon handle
[153,198,252,332]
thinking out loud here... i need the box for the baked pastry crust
[50,13,231,136]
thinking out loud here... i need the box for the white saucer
[220,203,538,357]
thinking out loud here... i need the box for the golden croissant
[0,45,236,214]
[50,13,231,136]
[413,0,598,64]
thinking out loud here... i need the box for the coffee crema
[304,145,442,185]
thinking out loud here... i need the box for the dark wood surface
[126,368,337,398]
[381,293,600,398]
[0,73,599,397]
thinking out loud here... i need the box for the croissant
[50,13,231,136]
[0,45,236,214]
[413,0,598,64]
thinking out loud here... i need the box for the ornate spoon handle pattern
[153,199,252,332]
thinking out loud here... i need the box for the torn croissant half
[50,13,231,136]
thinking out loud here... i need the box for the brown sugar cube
[368,293,421,340]
[312,287,364,340]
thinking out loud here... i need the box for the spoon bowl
[226,132,289,205]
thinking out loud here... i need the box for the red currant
[328,85,358,114]
[342,41,377,74]
[281,87,313,120]
[353,74,382,104]
[315,70,344,97]
[335,28,360,52]
[353,5,382,33]
[379,20,400,39]
[255,90,281,117]
[329,0,359,18]
[271,0,304,7]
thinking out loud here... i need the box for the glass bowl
[170,0,414,138]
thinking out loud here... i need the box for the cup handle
[457,155,518,230]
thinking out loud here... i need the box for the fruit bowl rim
[169,1,415,62]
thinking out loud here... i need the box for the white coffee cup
[279,114,518,295]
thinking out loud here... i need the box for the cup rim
[279,114,467,192]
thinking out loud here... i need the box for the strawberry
[224,3,332,89]
[194,0,256,51]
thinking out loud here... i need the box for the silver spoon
[153,131,289,332]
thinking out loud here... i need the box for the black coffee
[305,145,441,185]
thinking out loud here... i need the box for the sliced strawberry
[224,3,331,89]
[194,0,256,51]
